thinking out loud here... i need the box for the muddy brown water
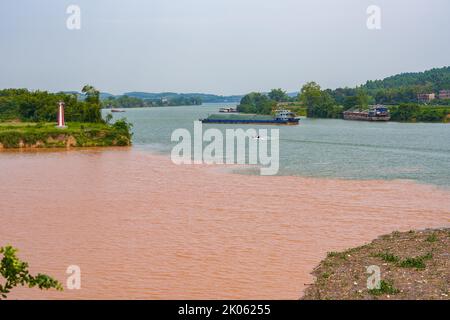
[0,149,449,299]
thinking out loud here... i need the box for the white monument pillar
[56,101,67,128]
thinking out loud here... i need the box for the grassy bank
[0,121,132,149]
[302,228,449,300]
[389,105,450,122]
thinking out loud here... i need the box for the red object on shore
[57,101,66,127]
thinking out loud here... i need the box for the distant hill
[326,66,450,106]
[61,91,243,104]
[61,91,116,101]
[123,92,243,103]
[362,66,450,91]
[99,92,116,100]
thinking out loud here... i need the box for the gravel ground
[302,228,450,300]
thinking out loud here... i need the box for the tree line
[102,95,202,109]
[0,85,103,123]
[237,66,450,122]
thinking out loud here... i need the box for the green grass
[368,280,400,296]
[374,252,400,263]
[0,121,131,148]
[399,253,433,270]
[373,250,433,270]
[426,233,438,243]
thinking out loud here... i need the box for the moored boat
[343,105,390,121]
[111,108,126,113]
[219,107,238,113]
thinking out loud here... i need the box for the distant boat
[343,105,390,121]
[201,109,300,125]
[111,108,126,113]
[219,107,238,113]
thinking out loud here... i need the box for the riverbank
[1,149,449,299]
[0,121,131,149]
[302,228,450,300]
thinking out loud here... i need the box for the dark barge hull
[343,115,390,121]
[200,119,299,125]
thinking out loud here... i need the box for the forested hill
[123,92,243,103]
[236,66,450,122]
[362,66,450,91]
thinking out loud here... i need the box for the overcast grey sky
[1,0,449,95]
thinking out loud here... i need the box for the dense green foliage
[330,66,450,105]
[432,98,450,106]
[103,94,203,109]
[102,94,202,109]
[163,96,202,106]
[389,104,449,122]
[103,95,153,109]
[300,82,344,118]
[302,83,449,121]
[268,88,290,102]
[237,92,276,114]
[237,67,450,122]
[0,245,63,299]
[0,85,103,123]
[363,67,450,91]
[237,88,301,115]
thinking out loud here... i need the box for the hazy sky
[1,0,449,95]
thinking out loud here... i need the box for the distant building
[417,93,435,103]
[438,90,450,100]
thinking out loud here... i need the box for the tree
[356,88,370,111]
[389,103,420,121]
[416,108,446,122]
[82,85,100,105]
[0,86,104,123]
[81,85,103,123]
[0,246,63,299]
[299,82,322,108]
[268,88,289,102]
[343,95,358,110]
[238,92,275,114]
[299,82,336,118]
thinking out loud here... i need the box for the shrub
[399,253,433,270]
[0,245,63,299]
[368,280,400,296]
[375,252,400,263]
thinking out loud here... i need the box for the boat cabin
[275,109,296,121]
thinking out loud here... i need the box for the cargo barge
[201,110,300,125]
[219,107,238,113]
[343,105,390,121]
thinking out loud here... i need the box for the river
[0,105,449,299]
